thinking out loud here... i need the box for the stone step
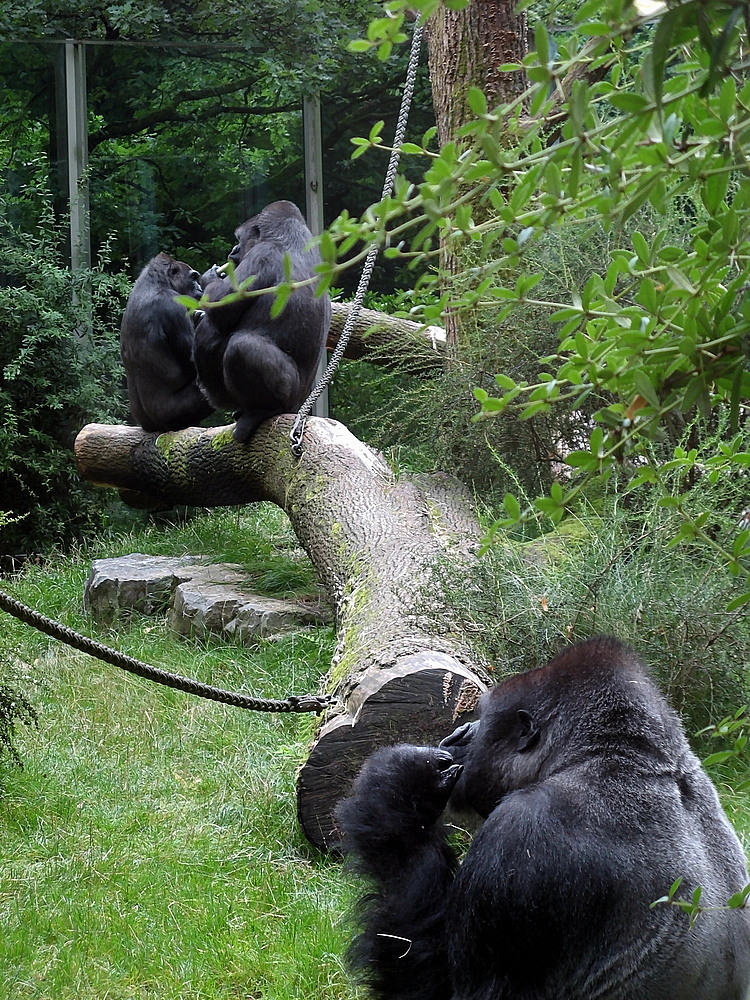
[83,553,331,643]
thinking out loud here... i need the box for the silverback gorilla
[120,253,214,432]
[193,201,330,443]
[336,637,750,1000]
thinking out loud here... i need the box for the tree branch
[74,416,486,849]
[328,301,445,363]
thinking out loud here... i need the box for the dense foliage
[0,0,367,69]
[320,0,750,605]
[0,192,128,556]
[0,0,434,282]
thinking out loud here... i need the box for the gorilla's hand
[336,744,462,853]
[440,720,479,765]
[199,264,227,288]
[432,747,464,796]
[372,745,463,819]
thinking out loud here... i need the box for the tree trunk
[74,417,488,849]
[427,0,527,148]
[426,0,528,353]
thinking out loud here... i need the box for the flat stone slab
[83,553,330,642]
[170,580,330,641]
[84,554,205,622]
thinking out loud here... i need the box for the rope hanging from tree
[290,17,424,456]
[0,589,332,714]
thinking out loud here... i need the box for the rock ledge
[84,553,330,642]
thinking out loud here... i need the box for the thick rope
[0,589,332,714]
[290,18,424,456]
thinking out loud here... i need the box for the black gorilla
[336,637,750,1000]
[120,253,214,432]
[193,201,330,443]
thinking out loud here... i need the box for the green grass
[0,507,355,1000]
[0,503,748,998]
[94,502,324,598]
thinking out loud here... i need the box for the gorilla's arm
[134,369,213,433]
[335,746,462,1000]
[447,785,608,991]
[203,243,287,335]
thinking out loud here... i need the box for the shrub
[0,679,37,767]
[439,470,750,734]
[0,190,130,557]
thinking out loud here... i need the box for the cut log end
[297,655,485,851]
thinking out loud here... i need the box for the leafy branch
[316,0,750,600]
[651,877,750,930]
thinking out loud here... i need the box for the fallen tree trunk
[328,301,445,362]
[75,416,488,849]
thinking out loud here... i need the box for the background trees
[0,0,434,281]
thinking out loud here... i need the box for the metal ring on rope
[0,589,333,714]
[290,17,424,457]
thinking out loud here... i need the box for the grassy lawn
[0,505,747,998]
[0,507,353,1000]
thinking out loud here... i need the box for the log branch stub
[299,653,484,849]
[328,301,445,363]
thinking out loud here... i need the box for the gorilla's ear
[517,710,540,752]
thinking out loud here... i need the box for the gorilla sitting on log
[336,636,750,1000]
[120,253,214,432]
[194,200,330,444]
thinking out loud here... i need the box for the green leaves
[701,170,730,216]
[467,87,488,117]
[727,885,750,909]
[651,877,707,929]
[330,1,750,590]
[345,0,456,60]
[351,120,385,159]
[607,92,649,114]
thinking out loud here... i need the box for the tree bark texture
[427,0,528,147]
[74,417,488,849]
[426,0,528,353]
[328,301,445,363]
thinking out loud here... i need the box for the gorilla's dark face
[228,201,309,264]
[166,258,202,298]
[228,221,262,265]
[147,253,202,298]
[441,687,543,818]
